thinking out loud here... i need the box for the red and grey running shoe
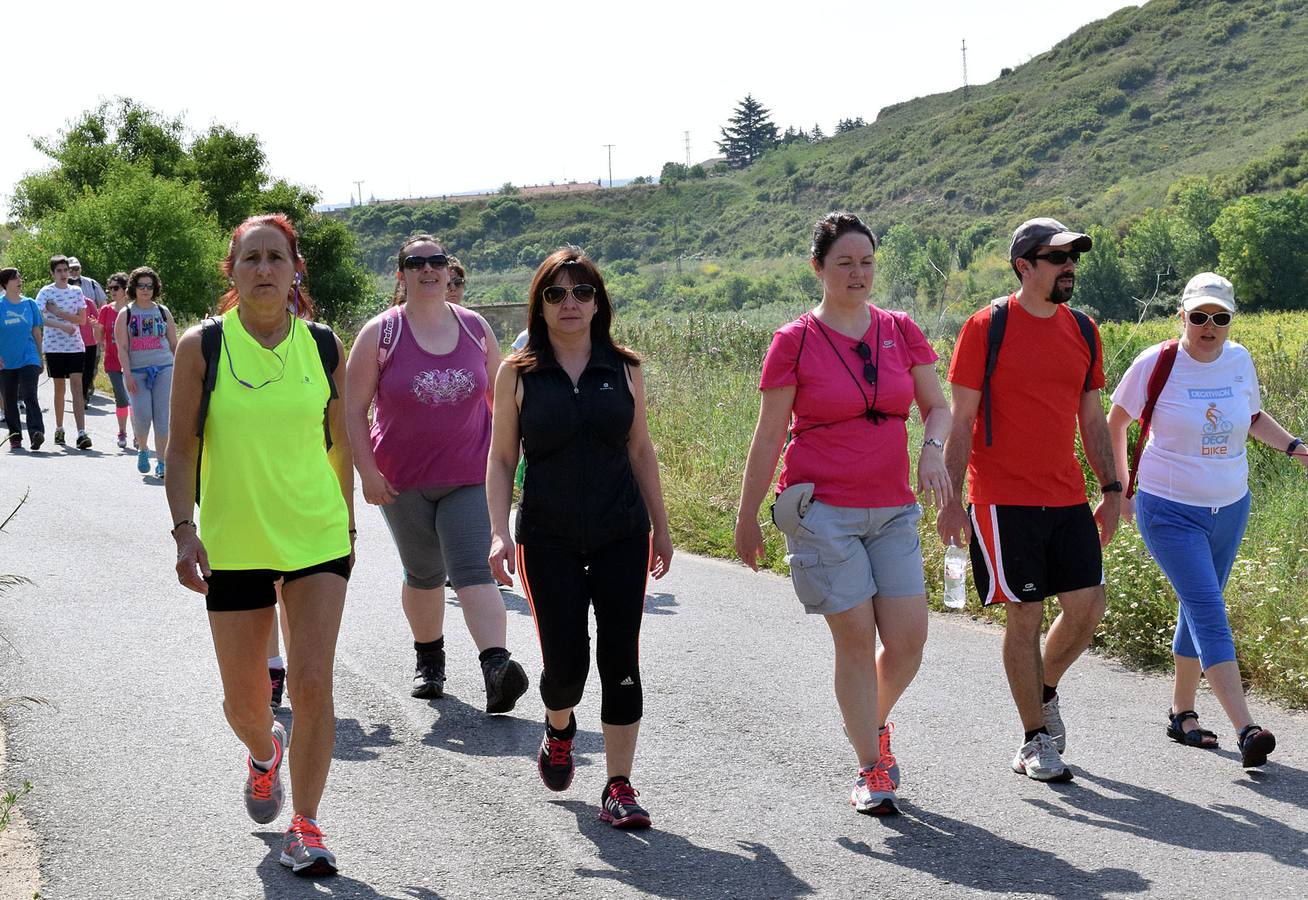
[244,720,288,824]
[850,761,898,815]
[538,723,576,792]
[599,777,651,829]
[280,814,337,877]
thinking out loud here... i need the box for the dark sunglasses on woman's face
[401,254,449,271]
[1029,250,1081,266]
[135,282,155,291]
[1187,310,1233,327]
[448,277,465,287]
[542,284,597,304]
[853,341,878,385]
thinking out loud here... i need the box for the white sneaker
[1042,694,1066,753]
[1012,732,1073,782]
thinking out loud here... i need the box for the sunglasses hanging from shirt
[225,313,293,390]
[811,313,887,425]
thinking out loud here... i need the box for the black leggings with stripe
[517,532,650,726]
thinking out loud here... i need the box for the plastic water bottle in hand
[943,545,968,609]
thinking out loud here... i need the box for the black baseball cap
[1009,217,1092,262]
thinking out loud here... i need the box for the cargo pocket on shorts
[786,550,830,610]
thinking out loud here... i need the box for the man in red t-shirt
[938,217,1122,783]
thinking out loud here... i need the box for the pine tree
[716,95,780,168]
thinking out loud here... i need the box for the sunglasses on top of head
[1187,310,1233,327]
[401,254,449,271]
[542,284,597,304]
[1028,249,1081,266]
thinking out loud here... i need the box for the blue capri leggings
[1135,489,1250,669]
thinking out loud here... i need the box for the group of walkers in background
[7,207,1306,879]
[1,254,176,470]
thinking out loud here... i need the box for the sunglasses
[542,284,597,304]
[401,254,449,271]
[134,282,156,291]
[1187,310,1233,327]
[448,277,465,287]
[108,285,125,292]
[853,341,878,385]
[1029,250,1081,265]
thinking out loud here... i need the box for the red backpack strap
[376,306,405,373]
[1126,339,1179,499]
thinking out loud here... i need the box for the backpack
[193,315,339,502]
[376,302,487,374]
[981,298,1098,447]
[1125,339,1179,499]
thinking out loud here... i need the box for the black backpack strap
[306,321,339,450]
[981,299,1009,447]
[1070,308,1098,392]
[195,317,224,503]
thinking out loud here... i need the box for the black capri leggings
[517,532,650,726]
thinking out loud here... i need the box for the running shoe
[1011,732,1073,782]
[482,651,529,715]
[411,647,445,699]
[850,761,898,815]
[599,778,651,829]
[137,449,150,473]
[1238,724,1276,768]
[270,667,286,710]
[75,431,92,450]
[8,436,19,450]
[879,722,900,788]
[280,814,337,877]
[538,721,576,792]
[54,428,65,445]
[117,432,127,450]
[244,720,288,824]
[155,458,166,478]
[1042,693,1066,753]
[30,432,44,451]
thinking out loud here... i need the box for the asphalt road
[3,384,1308,899]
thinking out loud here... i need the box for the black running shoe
[599,777,651,829]
[482,651,529,715]
[538,719,576,792]
[30,432,44,451]
[411,648,445,699]
[269,667,286,709]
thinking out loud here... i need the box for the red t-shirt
[760,306,937,508]
[946,295,1105,506]
[78,298,98,347]
[98,304,122,372]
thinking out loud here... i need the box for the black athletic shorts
[204,554,352,612]
[968,503,1102,605]
[46,351,86,379]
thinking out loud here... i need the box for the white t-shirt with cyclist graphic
[36,284,87,354]
[1112,339,1260,508]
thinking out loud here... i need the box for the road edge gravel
[0,723,40,900]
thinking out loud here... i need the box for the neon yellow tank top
[198,311,350,570]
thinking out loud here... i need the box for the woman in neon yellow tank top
[166,214,353,878]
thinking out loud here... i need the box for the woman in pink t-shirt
[735,212,952,816]
[345,234,528,715]
[99,272,131,448]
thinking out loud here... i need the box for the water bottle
[943,545,968,609]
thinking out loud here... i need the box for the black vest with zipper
[514,342,650,554]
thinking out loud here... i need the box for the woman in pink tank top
[345,234,528,715]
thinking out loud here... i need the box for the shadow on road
[556,799,814,898]
[477,589,679,618]
[1236,759,1308,811]
[1025,770,1308,871]
[837,804,1150,898]
[254,833,447,899]
[420,693,605,765]
[644,591,678,616]
[332,717,400,762]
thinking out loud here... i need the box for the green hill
[339,0,1308,281]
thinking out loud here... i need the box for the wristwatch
[1100,481,1123,493]
[922,438,944,449]
[1288,438,1304,457]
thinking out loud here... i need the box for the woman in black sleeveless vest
[488,246,672,830]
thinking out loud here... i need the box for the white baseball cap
[1181,272,1235,313]
[67,257,82,268]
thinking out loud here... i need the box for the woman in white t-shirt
[1108,273,1308,770]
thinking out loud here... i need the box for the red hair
[217,213,315,317]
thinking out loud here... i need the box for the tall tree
[716,95,779,169]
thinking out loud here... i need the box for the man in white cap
[937,217,1122,783]
[67,257,106,404]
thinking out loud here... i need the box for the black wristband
[1100,481,1123,494]
[171,519,196,535]
[1288,438,1304,457]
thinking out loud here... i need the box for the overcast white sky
[3,0,1135,211]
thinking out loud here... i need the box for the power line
[684,131,691,167]
[961,39,970,102]
[602,144,615,187]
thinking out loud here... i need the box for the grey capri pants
[378,483,495,590]
[128,365,172,438]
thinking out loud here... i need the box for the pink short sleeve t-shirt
[759,306,937,508]
[78,298,98,347]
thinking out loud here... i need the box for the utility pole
[961,40,970,102]
[602,144,615,188]
[684,131,691,167]
[354,180,366,206]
